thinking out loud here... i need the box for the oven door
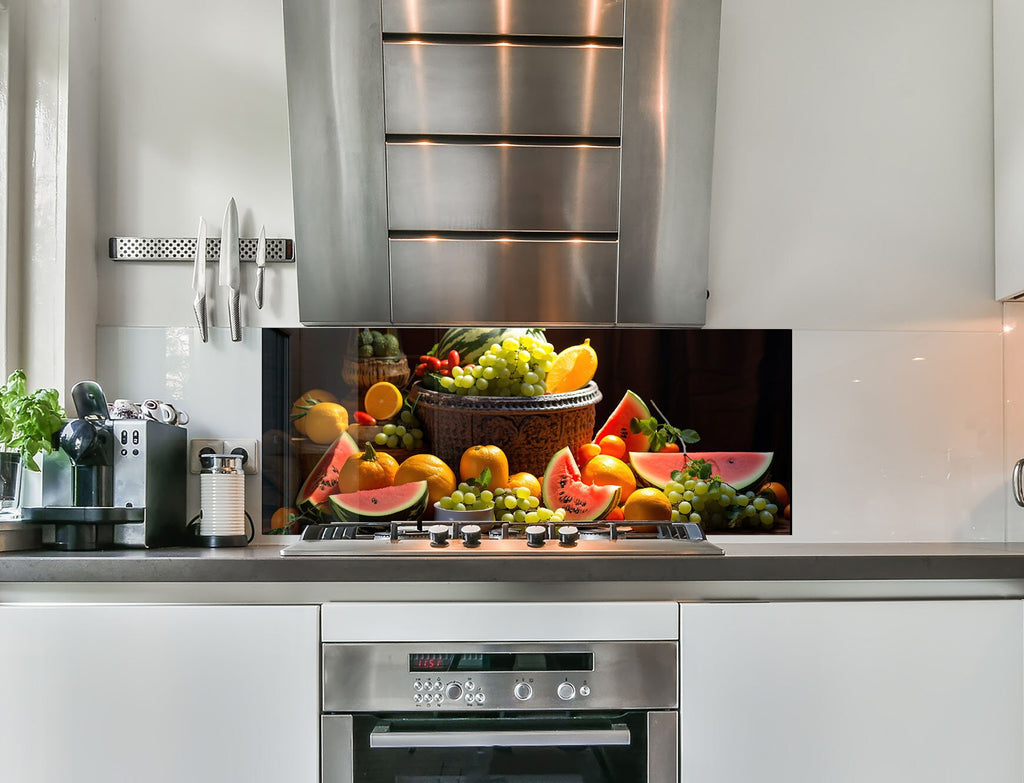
[323,711,677,783]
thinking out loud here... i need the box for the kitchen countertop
[1,541,1023,603]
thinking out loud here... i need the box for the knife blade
[192,217,209,342]
[254,224,266,310]
[219,197,241,342]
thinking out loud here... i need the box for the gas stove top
[280,520,723,557]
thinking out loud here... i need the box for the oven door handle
[369,723,631,749]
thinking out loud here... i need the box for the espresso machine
[22,381,187,550]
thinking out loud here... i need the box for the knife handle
[193,295,209,343]
[254,267,265,310]
[229,289,242,342]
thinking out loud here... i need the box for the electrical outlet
[223,438,260,475]
[189,439,224,474]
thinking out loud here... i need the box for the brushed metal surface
[321,715,354,783]
[322,641,678,712]
[386,143,621,231]
[383,42,623,137]
[617,0,721,325]
[284,0,391,325]
[382,0,625,37]
[389,238,617,324]
[369,723,631,748]
[647,711,679,783]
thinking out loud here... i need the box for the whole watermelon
[433,327,546,365]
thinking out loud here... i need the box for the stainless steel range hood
[284,0,721,327]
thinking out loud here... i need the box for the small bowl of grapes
[433,501,495,523]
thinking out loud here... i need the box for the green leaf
[698,462,712,481]
[0,370,65,471]
[679,428,701,444]
[478,467,492,490]
[670,469,685,484]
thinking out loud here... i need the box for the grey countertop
[1,541,1023,590]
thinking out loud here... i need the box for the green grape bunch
[435,335,556,397]
[491,486,566,526]
[667,458,779,532]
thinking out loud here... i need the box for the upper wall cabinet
[283,0,721,327]
[996,0,1024,300]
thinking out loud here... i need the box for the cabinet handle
[1013,458,1024,507]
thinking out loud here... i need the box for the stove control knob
[461,524,482,548]
[514,682,533,701]
[445,682,464,701]
[557,525,579,546]
[557,682,576,701]
[525,525,547,548]
[428,524,450,547]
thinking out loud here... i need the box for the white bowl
[432,501,495,522]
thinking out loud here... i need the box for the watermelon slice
[328,480,429,522]
[594,390,650,449]
[542,446,621,521]
[629,451,774,491]
[296,432,359,513]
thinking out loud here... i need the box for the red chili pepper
[353,411,376,426]
[419,355,443,371]
[447,350,460,368]
[439,366,451,376]
[414,362,428,377]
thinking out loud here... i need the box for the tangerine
[507,471,542,497]
[577,443,602,466]
[623,487,673,522]
[304,402,350,445]
[270,507,300,532]
[606,505,625,521]
[580,454,636,501]
[393,453,458,506]
[759,481,790,510]
[598,435,626,460]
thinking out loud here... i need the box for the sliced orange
[545,338,598,394]
[580,454,637,501]
[364,381,404,421]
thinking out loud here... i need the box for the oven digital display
[409,652,594,673]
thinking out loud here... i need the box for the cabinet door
[0,604,319,783]
[680,601,1023,783]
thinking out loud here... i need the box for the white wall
[92,0,1008,543]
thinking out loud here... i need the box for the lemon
[545,338,597,394]
[304,402,350,445]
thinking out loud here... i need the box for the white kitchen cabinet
[679,600,1023,783]
[0,604,319,783]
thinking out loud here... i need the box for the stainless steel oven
[321,640,678,782]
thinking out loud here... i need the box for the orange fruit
[459,444,509,491]
[624,432,649,453]
[546,338,598,394]
[291,388,338,435]
[623,487,673,522]
[270,507,300,531]
[507,471,542,497]
[577,442,602,466]
[598,435,626,460]
[658,442,680,453]
[605,505,625,521]
[304,402,350,445]
[364,382,404,421]
[759,481,790,509]
[580,454,636,501]
[783,503,791,519]
[393,454,458,506]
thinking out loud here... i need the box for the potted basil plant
[0,370,65,514]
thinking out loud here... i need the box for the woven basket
[341,355,411,392]
[412,381,602,479]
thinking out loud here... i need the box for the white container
[198,453,248,546]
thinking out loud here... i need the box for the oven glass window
[348,713,648,783]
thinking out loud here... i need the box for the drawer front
[386,143,621,232]
[382,0,625,37]
[390,239,617,324]
[384,42,623,137]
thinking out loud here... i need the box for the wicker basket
[412,381,602,479]
[341,355,411,392]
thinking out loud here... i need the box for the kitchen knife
[192,217,209,342]
[254,224,266,310]
[219,197,241,342]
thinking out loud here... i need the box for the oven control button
[557,525,579,546]
[445,682,464,701]
[413,680,423,691]
[513,682,533,701]
[428,524,450,547]
[557,682,576,701]
[414,694,422,705]
[465,693,474,705]
[579,685,591,697]
[525,525,547,547]
[461,524,482,548]
[434,693,443,704]
[465,680,475,691]
[474,692,486,704]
